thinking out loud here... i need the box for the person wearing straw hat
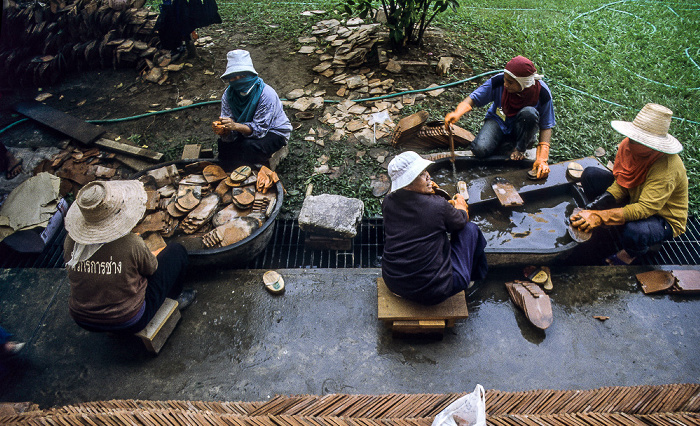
[63,180,195,334]
[444,55,555,179]
[570,103,688,265]
[381,151,488,305]
[213,49,292,168]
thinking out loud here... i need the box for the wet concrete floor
[1,265,699,408]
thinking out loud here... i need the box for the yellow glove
[532,142,550,179]
[256,166,279,194]
[444,101,472,129]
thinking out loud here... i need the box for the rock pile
[134,162,278,250]
[0,0,170,87]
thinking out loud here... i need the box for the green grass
[183,0,700,215]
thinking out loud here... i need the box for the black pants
[76,243,189,334]
[217,132,286,169]
[580,167,673,257]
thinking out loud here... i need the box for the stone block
[298,194,364,239]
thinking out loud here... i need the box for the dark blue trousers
[450,222,488,293]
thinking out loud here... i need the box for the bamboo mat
[2,384,698,425]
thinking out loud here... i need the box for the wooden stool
[377,277,468,335]
[135,298,181,354]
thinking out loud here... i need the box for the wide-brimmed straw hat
[611,103,682,154]
[221,49,258,79]
[65,180,147,245]
[388,151,434,193]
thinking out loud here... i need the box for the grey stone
[298,194,364,239]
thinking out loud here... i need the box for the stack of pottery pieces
[203,164,228,183]
[263,270,285,294]
[231,187,255,210]
[202,216,261,248]
[229,165,252,185]
[180,193,220,234]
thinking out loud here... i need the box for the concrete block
[298,194,364,239]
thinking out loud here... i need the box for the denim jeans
[470,106,540,157]
[580,167,673,257]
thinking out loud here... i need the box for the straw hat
[388,151,434,193]
[221,49,258,79]
[611,103,682,154]
[65,180,147,245]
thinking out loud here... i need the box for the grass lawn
[203,0,700,215]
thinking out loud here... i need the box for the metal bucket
[131,160,283,268]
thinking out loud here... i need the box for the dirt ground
[0,17,483,216]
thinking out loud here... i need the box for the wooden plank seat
[377,277,468,335]
[135,298,180,354]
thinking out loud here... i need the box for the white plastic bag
[431,385,486,426]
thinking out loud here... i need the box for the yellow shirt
[607,154,688,237]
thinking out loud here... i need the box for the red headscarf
[613,138,664,188]
[501,56,541,117]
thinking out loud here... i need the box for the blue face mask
[229,75,259,94]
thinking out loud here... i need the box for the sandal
[5,157,23,180]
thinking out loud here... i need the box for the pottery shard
[385,59,401,73]
[148,164,180,187]
[313,62,333,73]
[212,204,246,228]
[145,190,160,210]
[436,56,454,76]
[203,164,227,183]
[291,97,314,111]
[133,211,171,235]
[345,75,365,89]
[286,88,305,100]
[176,185,202,210]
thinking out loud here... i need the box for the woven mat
[2,383,699,425]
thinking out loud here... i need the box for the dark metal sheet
[13,100,105,145]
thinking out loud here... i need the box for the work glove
[532,142,550,179]
[449,194,469,219]
[585,191,617,210]
[570,208,625,232]
[444,102,472,129]
[256,166,279,194]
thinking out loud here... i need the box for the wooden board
[95,138,164,162]
[14,101,105,145]
[377,277,468,322]
[135,298,180,354]
[491,177,524,207]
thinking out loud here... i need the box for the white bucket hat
[388,151,434,192]
[611,103,682,154]
[221,49,258,79]
[64,180,147,245]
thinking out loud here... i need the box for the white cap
[388,151,434,192]
[221,49,258,79]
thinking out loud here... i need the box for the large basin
[132,160,283,268]
[428,156,605,266]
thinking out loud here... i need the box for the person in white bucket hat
[381,151,488,305]
[213,49,292,168]
[570,103,688,265]
[63,180,195,335]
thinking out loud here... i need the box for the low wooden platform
[377,277,468,334]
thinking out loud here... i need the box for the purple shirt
[381,189,468,305]
[220,84,292,142]
[469,73,555,135]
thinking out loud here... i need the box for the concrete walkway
[1,265,699,409]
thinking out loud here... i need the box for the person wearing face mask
[444,55,555,179]
[570,103,688,265]
[213,49,292,168]
[381,151,488,306]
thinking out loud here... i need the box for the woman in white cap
[570,103,688,265]
[214,49,292,167]
[381,151,488,305]
[445,55,555,179]
[63,180,195,334]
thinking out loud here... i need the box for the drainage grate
[1,217,699,269]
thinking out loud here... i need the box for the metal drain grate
[1,217,699,269]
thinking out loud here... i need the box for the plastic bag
[431,385,486,426]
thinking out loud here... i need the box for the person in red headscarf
[570,103,687,265]
[445,56,555,179]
